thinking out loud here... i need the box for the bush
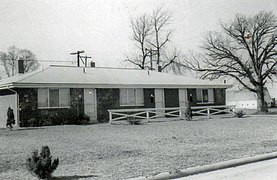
[27,118,42,127]
[26,146,59,179]
[77,114,90,125]
[127,117,142,125]
[47,113,62,125]
[234,110,245,118]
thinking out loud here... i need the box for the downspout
[6,86,20,127]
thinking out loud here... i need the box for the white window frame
[196,88,214,104]
[120,88,144,106]
[38,88,70,109]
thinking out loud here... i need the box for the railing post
[146,110,149,122]
[179,108,182,119]
[207,107,211,118]
[109,111,112,123]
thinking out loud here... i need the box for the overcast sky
[0,0,276,68]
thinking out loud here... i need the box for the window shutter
[208,89,214,103]
[128,89,136,105]
[59,89,70,107]
[196,89,202,102]
[49,89,59,107]
[202,89,209,102]
[136,89,144,106]
[38,89,48,107]
[120,89,128,105]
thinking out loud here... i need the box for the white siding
[84,88,97,122]
[0,94,18,128]
[155,88,165,117]
[227,100,257,109]
[179,89,188,107]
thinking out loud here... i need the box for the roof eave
[0,82,232,89]
[0,83,16,90]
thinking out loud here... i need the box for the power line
[36,60,75,63]
[0,59,76,63]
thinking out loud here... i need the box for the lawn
[0,116,277,180]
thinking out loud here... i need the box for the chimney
[18,58,24,74]
[90,61,95,67]
[158,65,162,72]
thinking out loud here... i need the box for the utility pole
[80,55,92,67]
[145,48,158,71]
[70,50,85,67]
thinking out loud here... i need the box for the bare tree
[149,7,172,68]
[127,7,180,72]
[0,46,39,77]
[20,49,39,73]
[159,47,182,72]
[126,14,152,69]
[183,11,277,112]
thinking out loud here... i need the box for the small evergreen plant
[234,110,245,118]
[26,146,59,179]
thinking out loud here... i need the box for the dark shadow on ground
[52,175,98,180]
[14,127,46,131]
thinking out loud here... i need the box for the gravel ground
[0,116,277,180]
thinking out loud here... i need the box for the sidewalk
[178,158,277,180]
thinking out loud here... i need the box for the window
[38,89,70,108]
[196,89,214,103]
[49,89,59,107]
[120,88,144,106]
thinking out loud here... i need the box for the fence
[108,105,235,123]
[108,107,189,123]
[191,105,235,118]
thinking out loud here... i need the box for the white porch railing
[108,107,188,123]
[191,105,235,118]
[108,105,236,123]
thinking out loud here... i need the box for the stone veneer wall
[15,88,85,126]
[96,89,120,123]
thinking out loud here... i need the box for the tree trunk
[256,84,268,113]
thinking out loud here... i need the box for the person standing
[6,107,15,130]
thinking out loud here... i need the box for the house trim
[0,82,232,90]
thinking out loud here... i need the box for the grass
[0,116,277,180]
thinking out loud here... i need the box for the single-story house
[0,65,231,128]
[226,88,273,109]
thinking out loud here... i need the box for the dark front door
[144,89,155,108]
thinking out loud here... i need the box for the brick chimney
[18,58,24,74]
[158,65,162,72]
[90,61,95,67]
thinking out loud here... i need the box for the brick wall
[96,89,120,123]
[164,89,179,107]
[144,89,155,108]
[214,88,226,105]
[15,88,85,126]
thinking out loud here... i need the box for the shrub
[27,118,42,127]
[77,114,90,125]
[26,146,59,179]
[127,117,142,125]
[234,110,245,118]
[47,113,62,125]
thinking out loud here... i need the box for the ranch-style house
[0,65,231,128]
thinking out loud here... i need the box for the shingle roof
[0,65,231,89]
[226,89,257,101]
[226,88,272,102]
